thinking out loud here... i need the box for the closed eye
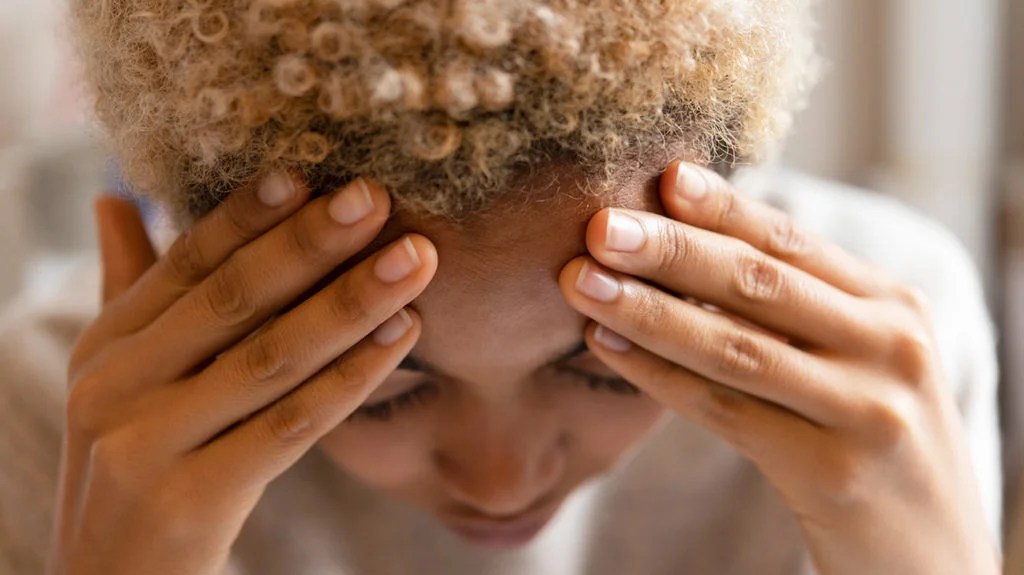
[346,369,640,425]
[554,365,641,396]
[345,342,641,424]
[348,381,439,422]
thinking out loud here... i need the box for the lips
[444,503,560,549]
[448,518,549,549]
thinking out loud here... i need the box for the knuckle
[65,372,110,437]
[238,335,290,384]
[645,356,681,388]
[203,259,258,325]
[90,433,146,493]
[716,331,767,378]
[630,289,672,337]
[694,383,748,435]
[68,340,95,379]
[326,355,380,399]
[855,391,918,449]
[327,281,373,326]
[767,214,811,257]
[894,285,932,316]
[713,183,739,230]
[68,323,112,376]
[164,230,207,286]
[263,401,317,445]
[887,323,935,385]
[222,197,263,241]
[734,253,785,302]
[654,223,693,274]
[286,216,334,262]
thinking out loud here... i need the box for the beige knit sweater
[0,171,1002,575]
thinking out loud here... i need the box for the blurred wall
[0,0,52,303]
[783,0,1002,289]
[783,0,885,186]
[0,0,102,305]
[0,1,63,147]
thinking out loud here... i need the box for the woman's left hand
[559,160,1000,575]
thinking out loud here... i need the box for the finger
[660,160,898,297]
[94,195,157,304]
[559,257,845,424]
[124,179,392,382]
[182,308,421,496]
[587,208,878,350]
[93,171,311,340]
[581,322,825,480]
[138,235,436,451]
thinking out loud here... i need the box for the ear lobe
[94,195,158,304]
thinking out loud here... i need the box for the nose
[434,405,566,518]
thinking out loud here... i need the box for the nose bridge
[434,397,564,516]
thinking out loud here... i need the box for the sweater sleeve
[0,259,100,575]
[923,229,1003,544]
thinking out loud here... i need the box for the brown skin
[51,160,998,574]
[317,169,668,525]
[53,177,436,575]
[563,162,999,574]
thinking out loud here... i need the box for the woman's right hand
[47,174,437,575]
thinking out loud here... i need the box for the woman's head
[71,0,816,227]
[70,0,817,547]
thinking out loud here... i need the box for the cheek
[557,389,669,465]
[316,419,434,492]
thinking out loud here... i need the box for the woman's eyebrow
[396,341,589,375]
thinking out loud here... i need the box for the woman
[0,0,1002,573]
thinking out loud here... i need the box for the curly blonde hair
[70,0,817,226]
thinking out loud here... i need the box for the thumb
[94,195,158,304]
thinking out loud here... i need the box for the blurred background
[0,0,1021,565]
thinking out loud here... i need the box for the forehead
[389,165,663,379]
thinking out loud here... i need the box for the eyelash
[347,369,640,423]
[562,368,642,396]
[349,383,438,423]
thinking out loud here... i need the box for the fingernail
[373,309,413,346]
[595,325,631,352]
[375,237,422,283]
[575,262,621,303]
[258,171,296,207]
[605,210,646,253]
[675,163,707,201]
[328,179,375,225]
